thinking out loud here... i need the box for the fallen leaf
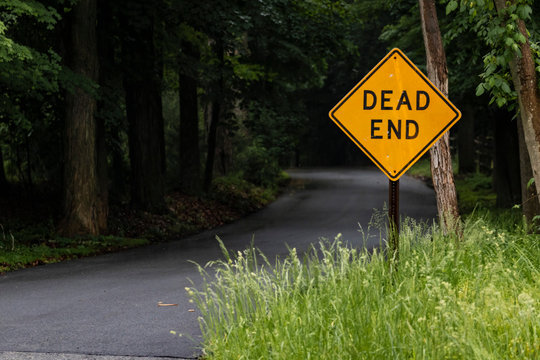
[158,302,178,307]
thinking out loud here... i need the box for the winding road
[0,168,437,359]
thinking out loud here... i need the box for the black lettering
[388,119,401,139]
[416,91,430,110]
[371,119,383,139]
[381,90,393,110]
[406,120,419,139]
[396,91,412,110]
[363,90,376,110]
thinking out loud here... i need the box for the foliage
[237,142,282,188]
[189,213,539,359]
[408,156,496,214]
[445,0,538,108]
[210,175,278,215]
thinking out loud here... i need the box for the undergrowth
[0,235,148,273]
[188,213,539,359]
[0,174,286,274]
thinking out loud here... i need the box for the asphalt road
[0,168,437,359]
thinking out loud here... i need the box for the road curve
[0,168,437,359]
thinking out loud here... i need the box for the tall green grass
[188,214,539,359]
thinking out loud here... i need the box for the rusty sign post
[329,48,461,257]
[388,179,399,259]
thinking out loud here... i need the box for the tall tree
[493,0,540,208]
[179,39,201,194]
[448,0,540,220]
[203,39,224,192]
[59,0,100,236]
[121,0,166,212]
[419,0,460,230]
[517,114,540,222]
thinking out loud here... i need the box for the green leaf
[514,33,526,44]
[485,63,497,76]
[475,83,485,96]
[496,97,506,107]
[501,81,511,94]
[446,0,458,15]
[516,5,532,20]
[527,177,535,189]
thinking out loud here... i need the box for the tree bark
[204,101,220,192]
[121,2,166,212]
[95,112,108,232]
[179,41,201,194]
[419,0,461,230]
[95,0,116,232]
[495,0,540,208]
[59,0,100,236]
[203,39,224,192]
[517,115,540,223]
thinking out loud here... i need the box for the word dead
[363,90,428,140]
[363,90,430,110]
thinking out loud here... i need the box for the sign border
[329,48,461,180]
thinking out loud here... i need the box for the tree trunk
[121,2,165,212]
[495,0,540,208]
[203,39,224,192]
[517,115,540,223]
[95,114,108,232]
[457,105,475,174]
[419,0,460,230]
[95,0,116,232]
[204,100,220,192]
[179,41,201,194]
[59,0,100,236]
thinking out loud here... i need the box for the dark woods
[0,0,538,237]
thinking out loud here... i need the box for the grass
[0,233,149,273]
[188,213,539,359]
[455,172,496,213]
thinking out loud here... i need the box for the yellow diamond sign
[329,48,461,180]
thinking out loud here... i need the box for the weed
[188,212,539,359]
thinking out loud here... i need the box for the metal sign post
[388,179,399,260]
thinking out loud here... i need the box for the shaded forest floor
[0,175,291,273]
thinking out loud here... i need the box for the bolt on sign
[329,48,461,180]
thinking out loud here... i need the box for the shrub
[211,175,275,214]
[237,144,281,188]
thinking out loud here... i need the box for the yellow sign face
[329,48,461,180]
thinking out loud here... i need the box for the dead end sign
[329,48,461,181]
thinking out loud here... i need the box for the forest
[0,0,539,245]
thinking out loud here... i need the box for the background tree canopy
[0,0,538,237]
